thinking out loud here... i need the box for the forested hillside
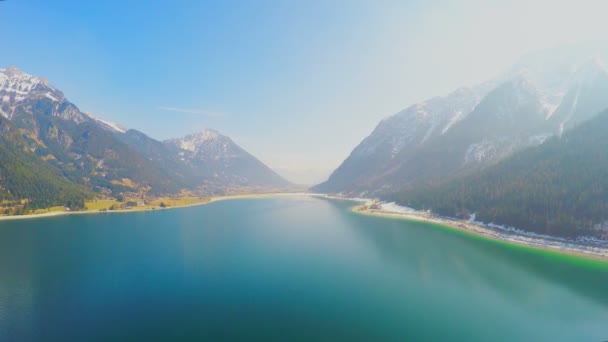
[392,109,608,238]
[0,117,91,212]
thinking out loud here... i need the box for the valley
[0,66,293,216]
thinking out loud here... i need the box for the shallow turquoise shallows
[0,197,607,341]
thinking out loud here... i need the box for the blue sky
[1,0,607,183]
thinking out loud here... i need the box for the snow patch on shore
[364,201,608,257]
[380,202,417,214]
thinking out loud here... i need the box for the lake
[0,196,607,340]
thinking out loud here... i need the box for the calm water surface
[0,196,607,341]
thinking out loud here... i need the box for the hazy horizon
[2,0,608,184]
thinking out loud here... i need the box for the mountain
[0,115,90,212]
[0,66,290,208]
[116,128,290,193]
[0,66,180,195]
[114,128,196,189]
[313,51,608,196]
[164,129,289,190]
[388,76,550,185]
[391,109,608,239]
[0,66,86,122]
[547,58,608,134]
[313,84,491,193]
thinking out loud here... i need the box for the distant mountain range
[313,47,608,238]
[0,66,289,211]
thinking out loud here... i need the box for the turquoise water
[0,196,607,341]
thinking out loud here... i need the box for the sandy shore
[0,192,312,222]
[353,203,608,261]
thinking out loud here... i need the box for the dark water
[0,197,607,341]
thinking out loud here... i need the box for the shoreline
[0,192,312,222]
[353,203,608,261]
[4,192,607,262]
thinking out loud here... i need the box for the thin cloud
[157,106,224,117]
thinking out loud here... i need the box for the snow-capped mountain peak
[0,66,72,120]
[170,129,225,152]
[84,112,127,134]
[0,66,55,96]
[196,128,220,141]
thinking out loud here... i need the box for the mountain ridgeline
[0,67,289,212]
[164,130,288,189]
[314,49,608,238]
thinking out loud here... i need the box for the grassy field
[32,206,67,214]
[84,197,211,212]
[2,193,300,219]
[150,197,211,207]
[85,200,122,211]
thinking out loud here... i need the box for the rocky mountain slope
[164,130,289,189]
[313,52,608,196]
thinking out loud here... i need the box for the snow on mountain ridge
[350,83,490,162]
[84,112,127,134]
[0,67,133,130]
[551,57,608,136]
[0,67,59,102]
[0,66,69,119]
[196,129,221,141]
[441,110,464,134]
[170,129,225,153]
